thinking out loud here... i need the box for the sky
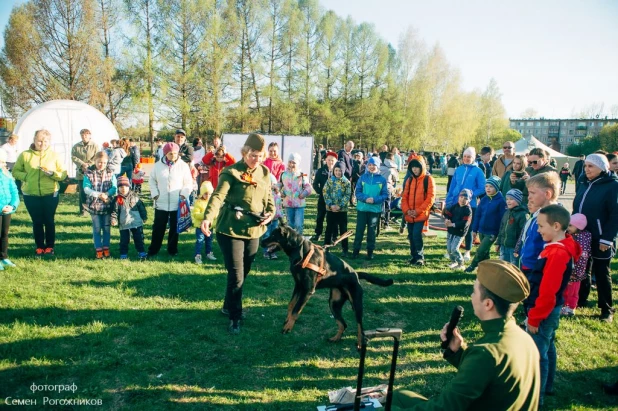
[1,0,618,119]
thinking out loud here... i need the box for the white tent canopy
[13,100,118,177]
[495,135,577,169]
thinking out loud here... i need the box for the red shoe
[44,248,54,256]
[103,248,110,258]
[96,249,104,259]
[35,248,45,258]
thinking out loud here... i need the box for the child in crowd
[324,161,352,257]
[352,157,388,260]
[465,176,506,272]
[402,157,435,266]
[111,176,148,260]
[390,187,403,226]
[561,213,591,316]
[496,189,528,265]
[443,189,472,270]
[131,163,145,193]
[280,152,312,235]
[559,162,571,195]
[191,181,216,263]
[514,172,561,281]
[525,205,581,405]
[263,174,284,260]
[0,149,19,269]
[83,151,117,259]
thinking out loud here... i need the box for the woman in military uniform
[201,133,275,334]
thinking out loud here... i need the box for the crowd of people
[1,128,617,406]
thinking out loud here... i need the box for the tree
[598,124,618,152]
[519,107,538,118]
[476,78,507,147]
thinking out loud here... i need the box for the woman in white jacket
[148,142,193,258]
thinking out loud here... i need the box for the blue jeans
[119,226,146,256]
[406,221,425,261]
[529,305,561,397]
[195,227,213,255]
[91,214,111,250]
[447,233,464,264]
[500,246,516,265]
[262,219,279,252]
[285,207,305,235]
[353,211,380,252]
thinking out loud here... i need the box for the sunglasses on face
[503,146,513,149]
[530,160,539,165]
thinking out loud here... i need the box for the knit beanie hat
[463,147,476,158]
[584,153,609,173]
[506,189,523,204]
[570,213,587,231]
[163,142,180,156]
[117,176,130,188]
[288,152,301,164]
[334,161,346,176]
[245,133,265,151]
[199,181,214,196]
[459,188,472,199]
[367,156,381,167]
[485,176,501,192]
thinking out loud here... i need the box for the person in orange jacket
[402,157,435,266]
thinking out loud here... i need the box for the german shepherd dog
[261,223,394,348]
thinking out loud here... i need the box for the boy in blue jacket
[352,157,388,260]
[465,176,506,272]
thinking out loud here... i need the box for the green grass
[0,177,617,410]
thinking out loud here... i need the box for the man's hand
[331,205,340,212]
[201,220,211,236]
[521,173,530,180]
[440,322,463,352]
[527,324,538,335]
[600,244,610,252]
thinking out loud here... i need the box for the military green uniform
[393,317,540,410]
[204,159,275,238]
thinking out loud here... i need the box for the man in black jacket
[572,154,585,192]
[312,151,338,242]
[174,129,194,164]
[337,141,354,180]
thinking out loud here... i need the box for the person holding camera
[392,260,540,410]
[12,129,67,257]
[500,154,528,204]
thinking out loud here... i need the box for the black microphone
[441,306,464,349]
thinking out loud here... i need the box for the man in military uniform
[393,260,541,410]
[71,129,99,216]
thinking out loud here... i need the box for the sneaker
[120,255,128,260]
[408,257,417,265]
[448,262,460,269]
[398,226,405,234]
[464,265,476,273]
[228,320,241,335]
[415,260,425,266]
[205,253,217,261]
[35,248,45,258]
[561,306,575,317]
[1,259,16,267]
[268,253,277,260]
[96,250,104,259]
[195,254,203,264]
[600,311,614,323]
[138,252,148,261]
[463,251,471,262]
[103,248,110,258]
[44,248,54,256]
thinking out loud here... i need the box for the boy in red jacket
[525,204,581,405]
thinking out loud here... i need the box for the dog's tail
[358,272,394,287]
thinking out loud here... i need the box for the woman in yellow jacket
[12,129,67,257]
[402,157,435,266]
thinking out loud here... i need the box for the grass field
[1,175,617,410]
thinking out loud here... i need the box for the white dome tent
[13,100,119,177]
